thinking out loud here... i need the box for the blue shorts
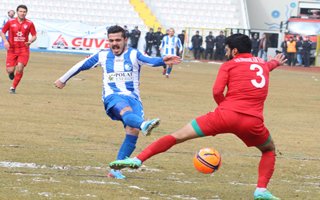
[103,94,144,121]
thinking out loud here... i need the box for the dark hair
[17,5,28,12]
[107,25,126,38]
[225,33,251,53]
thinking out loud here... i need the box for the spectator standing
[302,36,312,67]
[286,36,297,66]
[191,30,203,60]
[123,25,130,39]
[130,26,141,49]
[160,28,183,78]
[177,30,185,57]
[258,33,268,61]
[205,31,215,60]
[0,5,37,94]
[153,27,163,57]
[296,36,303,66]
[145,28,154,56]
[214,31,226,61]
[251,33,259,57]
[280,38,288,59]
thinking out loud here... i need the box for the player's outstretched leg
[140,118,160,136]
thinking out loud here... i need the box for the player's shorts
[192,107,270,147]
[103,94,144,122]
[6,50,30,67]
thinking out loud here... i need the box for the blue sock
[117,134,138,160]
[122,111,144,128]
[166,67,172,75]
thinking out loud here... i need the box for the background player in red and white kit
[0,5,37,94]
[110,34,287,200]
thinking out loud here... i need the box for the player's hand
[4,41,10,49]
[54,79,66,89]
[25,41,32,46]
[163,55,181,65]
[269,53,287,66]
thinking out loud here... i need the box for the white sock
[256,187,267,192]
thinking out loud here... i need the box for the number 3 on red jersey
[250,64,266,88]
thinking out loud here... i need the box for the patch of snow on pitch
[32,177,60,183]
[172,195,198,199]
[0,161,103,171]
[80,180,120,185]
[229,181,255,186]
[129,185,144,190]
[0,161,39,169]
[38,192,52,197]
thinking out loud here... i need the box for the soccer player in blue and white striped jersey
[160,28,183,78]
[54,25,181,179]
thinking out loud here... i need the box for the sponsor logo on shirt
[106,72,133,83]
[14,31,25,42]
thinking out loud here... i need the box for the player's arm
[266,53,287,71]
[159,38,164,51]
[54,52,100,89]
[177,38,183,56]
[0,22,9,49]
[26,22,37,46]
[26,35,37,46]
[212,64,229,105]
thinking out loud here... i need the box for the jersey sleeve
[265,59,280,71]
[212,63,229,105]
[1,20,10,33]
[29,22,37,36]
[59,52,100,83]
[136,50,165,66]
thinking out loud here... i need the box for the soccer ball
[193,147,221,174]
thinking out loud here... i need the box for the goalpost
[316,35,320,66]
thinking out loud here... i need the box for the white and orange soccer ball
[193,147,221,174]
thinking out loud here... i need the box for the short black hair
[17,5,28,12]
[225,33,251,53]
[107,25,126,38]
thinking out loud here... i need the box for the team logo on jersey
[23,25,28,29]
[124,63,132,71]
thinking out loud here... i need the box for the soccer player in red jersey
[0,5,37,94]
[110,34,286,200]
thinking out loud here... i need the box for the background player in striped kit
[159,28,183,78]
[54,25,181,179]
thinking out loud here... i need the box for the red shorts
[6,50,30,67]
[193,107,270,147]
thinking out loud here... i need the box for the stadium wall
[247,0,320,30]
